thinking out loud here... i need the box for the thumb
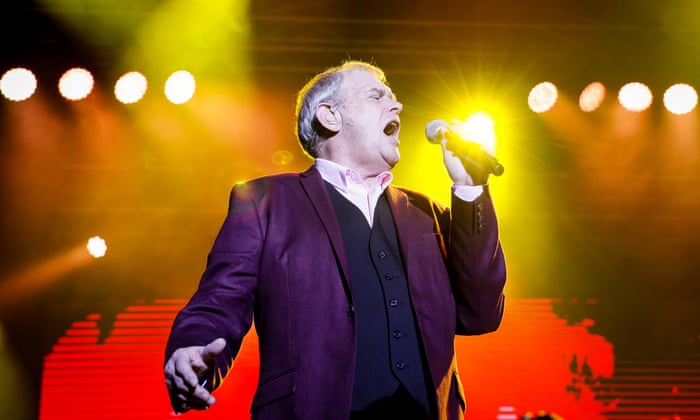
[200,337,226,363]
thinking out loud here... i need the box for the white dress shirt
[315,159,483,227]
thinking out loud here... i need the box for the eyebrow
[368,86,396,100]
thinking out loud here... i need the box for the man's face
[334,69,403,176]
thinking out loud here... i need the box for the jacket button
[392,330,403,339]
[395,361,406,370]
[378,251,387,259]
[384,273,394,280]
[389,299,399,307]
[346,305,355,317]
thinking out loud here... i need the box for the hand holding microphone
[425,119,504,178]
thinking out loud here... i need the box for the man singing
[164,60,507,419]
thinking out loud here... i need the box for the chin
[388,155,400,168]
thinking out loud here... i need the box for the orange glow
[0,245,92,310]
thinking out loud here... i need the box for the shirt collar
[315,159,393,193]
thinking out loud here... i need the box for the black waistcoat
[325,184,431,412]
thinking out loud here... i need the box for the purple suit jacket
[166,165,506,419]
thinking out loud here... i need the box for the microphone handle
[443,132,504,176]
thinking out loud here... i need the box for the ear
[315,103,341,134]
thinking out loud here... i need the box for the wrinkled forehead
[340,69,395,98]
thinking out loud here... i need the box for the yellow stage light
[663,83,697,115]
[528,82,558,113]
[114,71,148,104]
[58,67,94,101]
[579,82,606,112]
[165,70,196,104]
[0,68,37,101]
[452,112,497,154]
[618,82,652,112]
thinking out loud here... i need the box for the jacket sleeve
[448,186,507,335]
[164,180,266,389]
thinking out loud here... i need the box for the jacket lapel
[385,186,425,267]
[299,166,353,297]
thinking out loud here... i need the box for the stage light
[528,82,558,113]
[579,82,606,112]
[663,83,697,115]
[114,71,148,104]
[452,112,497,154]
[58,67,94,101]
[0,68,37,101]
[86,236,107,258]
[618,82,652,112]
[164,70,196,105]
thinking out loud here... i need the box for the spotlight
[618,82,652,112]
[86,236,107,258]
[0,68,37,101]
[58,68,94,101]
[663,83,697,115]
[579,82,606,112]
[164,70,196,105]
[528,82,558,113]
[115,71,148,104]
[452,112,497,154]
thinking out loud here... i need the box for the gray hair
[295,60,386,158]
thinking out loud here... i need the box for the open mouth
[383,120,400,136]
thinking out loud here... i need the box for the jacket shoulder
[230,171,307,197]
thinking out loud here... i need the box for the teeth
[384,121,399,135]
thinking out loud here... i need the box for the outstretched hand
[164,337,227,413]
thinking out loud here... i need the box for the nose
[391,98,403,113]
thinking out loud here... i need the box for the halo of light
[0,68,37,101]
[164,70,196,104]
[58,68,94,101]
[579,82,606,112]
[114,71,148,104]
[618,82,653,112]
[86,236,107,258]
[528,82,558,113]
[452,112,497,154]
[663,83,697,115]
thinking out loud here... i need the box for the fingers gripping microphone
[425,119,504,176]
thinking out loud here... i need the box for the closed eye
[368,88,389,101]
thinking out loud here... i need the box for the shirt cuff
[452,184,484,202]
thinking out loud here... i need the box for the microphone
[425,119,504,176]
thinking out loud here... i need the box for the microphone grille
[425,119,448,144]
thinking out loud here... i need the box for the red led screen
[39,298,700,419]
